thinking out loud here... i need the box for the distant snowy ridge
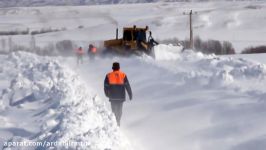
[0,0,262,8]
[0,52,130,149]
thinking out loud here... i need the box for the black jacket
[104,71,132,102]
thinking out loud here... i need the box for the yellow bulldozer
[104,25,157,55]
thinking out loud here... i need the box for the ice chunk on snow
[153,44,183,60]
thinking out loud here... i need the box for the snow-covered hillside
[0,0,258,8]
[0,0,152,7]
[0,52,130,149]
[0,1,265,53]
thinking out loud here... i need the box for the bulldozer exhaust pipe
[116,28,118,40]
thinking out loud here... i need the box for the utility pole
[184,10,197,49]
[189,10,193,49]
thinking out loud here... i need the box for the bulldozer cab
[123,27,146,40]
[104,26,150,55]
[122,27,148,50]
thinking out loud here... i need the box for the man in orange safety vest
[104,62,132,126]
[88,44,97,60]
[75,46,84,65]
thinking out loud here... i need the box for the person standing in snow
[88,44,97,60]
[104,62,132,126]
[75,46,84,65]
[147,31,159,53]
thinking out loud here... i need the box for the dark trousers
[110,101,123,126]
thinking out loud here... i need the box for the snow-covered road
[0,45,266,149]
[65,45,266,150]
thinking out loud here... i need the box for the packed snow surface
[1,44,266,149]
[66,44,266,150]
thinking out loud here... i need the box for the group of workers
[75,44,132,127]
[75,51,132,126]
[75,44,97,64]
[73,25,159,126]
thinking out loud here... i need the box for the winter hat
[112,62,120,70]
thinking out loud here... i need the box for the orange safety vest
[91,47,97,53]
[76,48,84,55]
[107,71,126,85]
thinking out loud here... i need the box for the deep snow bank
[153,44,183,60]
[0,52,130,150]
[153,44,266,92]
[131,44,266,150]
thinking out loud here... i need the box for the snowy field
[1,1,266,150]
[0,1,266,52]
